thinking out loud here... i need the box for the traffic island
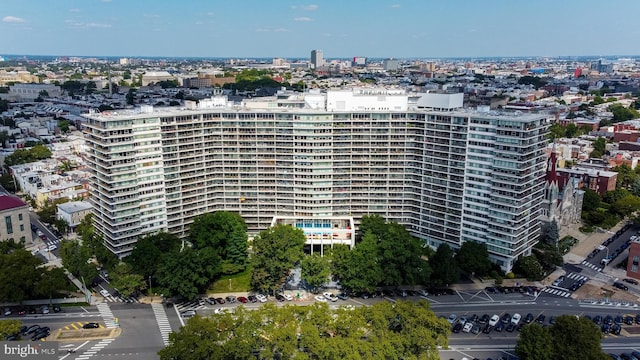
[622,326,640,337]
[50,327,122,341]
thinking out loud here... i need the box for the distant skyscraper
[311,50,324,69]
[383,58,399,71]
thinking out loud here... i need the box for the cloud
[144,13,160,18]
[391,4,400,8]
[2,16,26,23]
[294,17,313,22]
[69,8,81,12]
[256,27,289,32]
[101,0,112,2]
[291,4,318,11]
[65,20,111,28]
[195,21,203,25]
[206,12,215,16]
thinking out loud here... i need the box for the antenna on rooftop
[107,60,112,96]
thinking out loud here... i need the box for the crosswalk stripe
[152,303,172,346]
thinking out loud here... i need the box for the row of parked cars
[484,285,541,295]
[609,351,640,360]
[5,324,51,341]
[3,304,61,316]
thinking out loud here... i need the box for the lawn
[208,267,252,294]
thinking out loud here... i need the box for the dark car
[611,324,622,336]
[23,325,40,335]
[27,307,36,314]
[275,294,286,302]
[549,316,556,325]
[482,324,492,334]
[494,322,504,332]
[31,332,49,341]
[452,323,462,333]
[484,286,497,294]
[524,313,534,324]
[604,315,614,325]
[225,296,236,303]
[5,334,19,341]
[215,298,225,304]
[237,296,248,303]
[82,322,100,329]
[614,282,629,291]
[535,314,546,324]
[615,315,623,324]
[469,314,479,323]
[636,314,640,325]
[17,307,26,316]
[601,324,611,334]
[206,297,216,305]
[594,315,603,325]
[247,295,257,303]
[52,304,61,313]
[471,324,481,335]
[622,278,639,285]
[516,323,525,332]
[336,293,349,300]
[501,313,511,324]
[506,323,516,332]
[479,314,490,324]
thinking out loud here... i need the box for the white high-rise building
[83,90,549,271]
[310,50,324,69]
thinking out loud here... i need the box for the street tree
[60,240,97,284]
[125,232,182,279]
[0,249,47,302]
[514,255,544,281]
[109,262,147,298]
[376,222,431,286]
[249,224,306,294]
[430,243,458,286]
[300,253,330,292]
[549,315,608,360]
[159,301,448,360]
[35,267,69,301]
[582,189,601,212]
[189,211,248,267]
[541,219,559,245]
[515,323,553,360]
[455,241,492,277]
[0,319,23,339]
[156,246,221,300]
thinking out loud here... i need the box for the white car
[282,293,293,301]
[30,249,39,255]
[323,292,338,302]
[314,295,328,302]
[462,322,474,333]
[214,308,227,314]
[255,294,267,303]
[47,244,57,252]
[489,314,500,327]
[511,313,521,325]
[99,289,110,297]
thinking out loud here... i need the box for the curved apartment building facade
[83,89,549,271]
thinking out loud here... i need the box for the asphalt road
[583,224,638,271]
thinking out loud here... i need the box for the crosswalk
[96,303,118,328]
[75,338,115,360]
[566,273,588,282]
[542,287,572,298]
[151,303,172,346]
[103,294,140,303]
[581,260,603,272]
[174,300,206,312]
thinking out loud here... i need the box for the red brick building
[627,240,640,281]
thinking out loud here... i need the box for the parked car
[237,296,248,303]
[206,297,216,305]
[40,306,49,314]
[622,278,639,285]
[52,304,61,313]
[99,289,110,297]
[452,323,462,333]
[281,293,293,301]
[511,313,521,325]
[255,294,267,303]
[31,331,49,341]
[471,323,481,335]
[535,314,546,324]
[247,295,257,303]
[82,322,100,329]
[614,282,629,291]
[23,325,40,335]
[489,314,500,326]
[501,313,511,324]
[3,307,11,316]
[336,293,349,300]
[524,313,534,324]
[275,294,286,302]
[479,314,490,324]
[215,298,225,304]
[462,322,474,333]
[447,314,457,324]
[180,310,196,318]
[225,296,236,303]
[323,292,338,302]
[314,295,327,302]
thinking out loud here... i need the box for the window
[18,213,23,221]
[20,224,24,232]
[5,216,13,234]
[633,264,639,272]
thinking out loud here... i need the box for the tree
[611,195,640,216]
[541,220,559,245]
[514,255,544,281]
[125,232,181,279]
[0,319,23,339]
[549,315,608,360]
[126,89,136,105]
[0,130,9,148]
[189,211,248,266]
[4,144,52,167]
[59,240,97,283]
[582,189,601,212]
[0,99,8,113]
[109,262,147,298]
[455,241,492,277]
[592,137,606,154]
[430,243,458,286]
[300,253,331,292]
[57,120,70,133]
[159,301,448,360]
[156,246,221,300]
[611,164,636,189]
[249,224,306,294]
[337,233,383,293]
[34,267,69,301]
[0,249,46,302]
[515,323,553,360]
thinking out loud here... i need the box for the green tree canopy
[60,240,98,283]
[455,241,492,277]
[109,262,147,298]
[125,232,182,279]
[0,319,23,339]
[156,246,222,300]
[581,189,601,212]
[4,144,52,167]
[430,243,458,287]
[159,301,449,360]
[249,224,306,294]
[189,211,248,266]
[514,255,545,281]
[300,253,331,292]
[515,323,553,360]
[333,234,383,294]
[518,75,548,89]
[549,315,608,360]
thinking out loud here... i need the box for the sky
[2,0,640,59]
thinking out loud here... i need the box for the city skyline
[2,0,640,59]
